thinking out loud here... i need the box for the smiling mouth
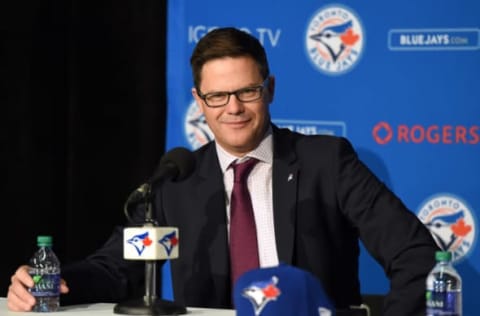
[224,119,250,126]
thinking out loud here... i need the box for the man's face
[192,56,274,157]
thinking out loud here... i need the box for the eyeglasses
[197,78,269,108]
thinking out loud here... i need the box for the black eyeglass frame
[197,78,270,108]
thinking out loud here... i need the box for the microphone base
[113,297,187,315]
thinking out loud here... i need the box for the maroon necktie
[229,158,260,286]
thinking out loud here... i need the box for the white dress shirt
[215,126,279,268]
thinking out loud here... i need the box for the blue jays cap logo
[127,232,153,255]
[417,193,477,262]
[305,4,364,75]
[242,276,281,316]
[159,231,179,256]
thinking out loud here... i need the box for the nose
[224,94,245,114]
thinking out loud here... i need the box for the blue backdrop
[165,1,479,314]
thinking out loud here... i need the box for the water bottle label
[29,273,60,297]
[426,290,461,315]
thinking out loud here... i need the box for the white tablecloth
[0,298,235,316]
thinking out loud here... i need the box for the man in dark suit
[8,27,438,315]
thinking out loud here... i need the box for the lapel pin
[287,173,293,182]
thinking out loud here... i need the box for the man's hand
[7,265,69,311]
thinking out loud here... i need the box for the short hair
[190,27,270,91]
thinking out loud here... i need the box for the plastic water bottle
[426,251,462,316]
[28,235,61,312]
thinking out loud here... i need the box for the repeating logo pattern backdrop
[165,1,479,313]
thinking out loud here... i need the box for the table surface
[0,298,235,316]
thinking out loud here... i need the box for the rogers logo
[373,122,480,145]
[372,122,393,145]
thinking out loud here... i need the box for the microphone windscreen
[158,147,195,181]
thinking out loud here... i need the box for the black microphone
[115,147,193,316]
[125,147,195,207]
[149,146,195,186]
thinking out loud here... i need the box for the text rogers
[372,121,480,145]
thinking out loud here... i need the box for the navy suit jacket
[62,125,438,315]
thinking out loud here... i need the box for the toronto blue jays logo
[185,99,214,150]
[242,276,281,316]
[127,232,153,255]
[305,4,364,75]
[417,193,477,262]
[159,231,179,256]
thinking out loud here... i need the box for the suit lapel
[272,127,298,264]
[195,145,231,278]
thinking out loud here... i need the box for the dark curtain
[1,0,167,295]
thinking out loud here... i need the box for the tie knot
[232,158,258,184]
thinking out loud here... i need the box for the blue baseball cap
[234,264,335,316]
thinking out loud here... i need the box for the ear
[266,75,275,104]
[192,88,205,113]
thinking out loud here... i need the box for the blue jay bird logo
[425,209,473,253]
[242,276,281,316]
[305,5,364,75]
[127,232,153,255]
[309,20,356,63]
[159,231,179,256]
[418,194,476,262]
[185,100,214,150]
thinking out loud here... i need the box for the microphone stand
[114,184,187,315]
